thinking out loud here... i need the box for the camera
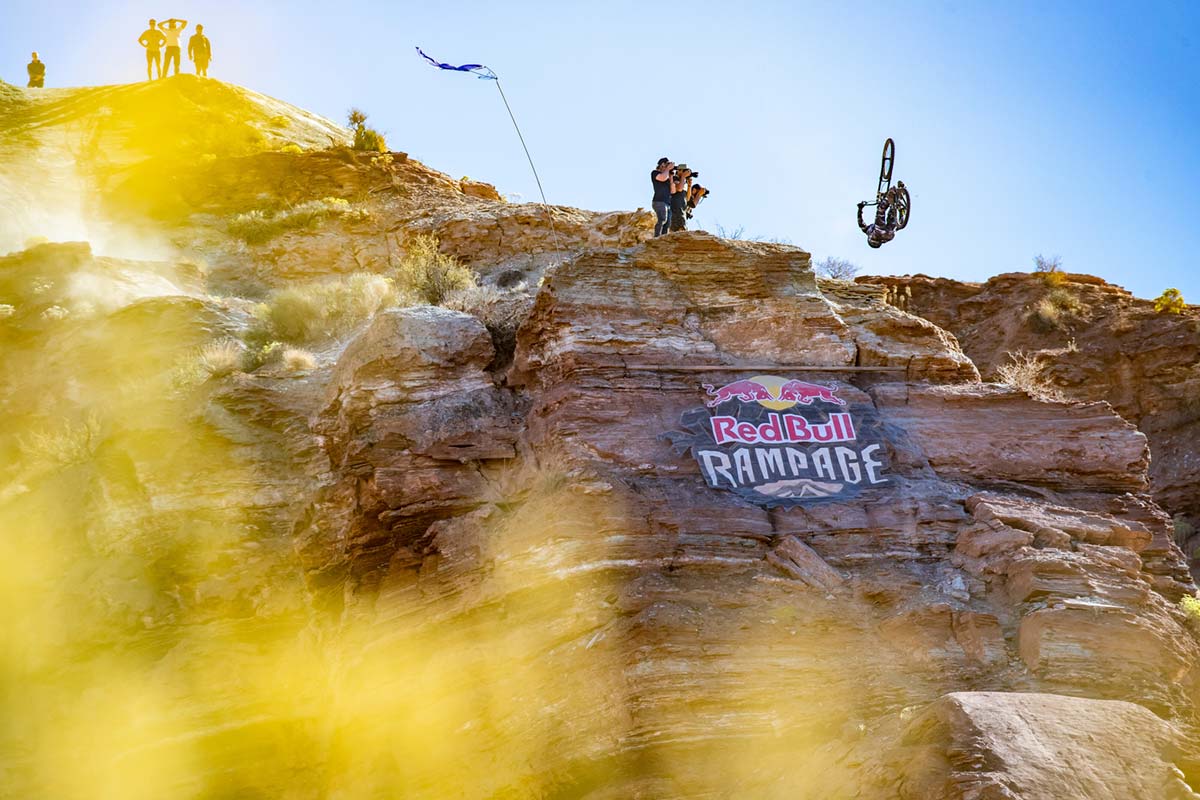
[671,164,699,179]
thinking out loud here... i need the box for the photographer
[651,157,674,237]
[669,164,695,232]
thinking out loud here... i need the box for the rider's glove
[857,202,865,209]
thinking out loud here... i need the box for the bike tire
[896,186,911,230]
[878,138,895,196]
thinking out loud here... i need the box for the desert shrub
[282,347,317,372]
[227,197,367,244]
[348,108,388,153]
[1180,596,1200,635]
[1033,254,1062,273]
[257,272,396,344]
[443,284,533,367]
[1030,298,1061,331]
[815,257,861,281]
[279,143,303,154]
[1154,288,1186,314]
[394,234,477,305]
[1045,288,1082,315]
[1030,288,1082,332]
[995,350,1065,402]
[1033,254,1067,288]
[197,338,244,378]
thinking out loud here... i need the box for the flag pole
[492,79,564,255]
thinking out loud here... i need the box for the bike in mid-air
[857,138,910,248]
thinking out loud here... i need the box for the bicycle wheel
[878,138,895,196]
[895,185,911,230]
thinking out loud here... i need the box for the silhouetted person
[138,19,166,80]
[27,52,45,88]
[159,18,188,77]
[188,24,211,77]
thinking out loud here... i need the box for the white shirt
[161,26,183,47]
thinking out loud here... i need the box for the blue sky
[4,1,1197,301]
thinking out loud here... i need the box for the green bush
[393,234,476,305]
[1154,288,1186,314]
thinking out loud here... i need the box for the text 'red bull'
[711,412,856,445]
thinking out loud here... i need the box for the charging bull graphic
[663,376,889,508]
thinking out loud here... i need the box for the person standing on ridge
[138,19,166,80]
[188,24,212,77]
[669,164,693,232]
[26,52,45,88]
[159,18,188,77]
[651,157,674,237]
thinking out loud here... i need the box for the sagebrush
[995,351,1065,402]
[394,234,477,305]
[251,272,396,345]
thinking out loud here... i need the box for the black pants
[27,77,44,88]
[653,201,670,237]
[669,196,688,232]
[164,46,181,76]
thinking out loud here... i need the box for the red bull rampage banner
[663,376,889,507]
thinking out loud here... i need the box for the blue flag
[415,47,498,80]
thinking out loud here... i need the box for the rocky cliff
[3,78,1200,798]
[860,272,1200,567]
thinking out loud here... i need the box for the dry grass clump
[995,351,1065,402]
[394,234,477,305]
[254,272,396,344]
[281,347,317,372]
[1030,287,1083,332]
[228,197,368,244]
[443,284,533,366]
[198,338,245,378]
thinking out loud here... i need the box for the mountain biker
[857,183,904,248]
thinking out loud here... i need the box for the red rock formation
[860,272,1200,564]
[304,234,1200,796]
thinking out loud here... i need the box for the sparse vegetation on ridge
[227,197,368,244]
[995,350,1066,402]
[1154,288,1186,314]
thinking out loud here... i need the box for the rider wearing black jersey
[858,184,903,248]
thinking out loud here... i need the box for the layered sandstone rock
[307,233,1200,797]
[861,272,1200,562]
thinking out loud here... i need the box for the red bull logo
[662,375,890,508]
[703,376,845,409]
